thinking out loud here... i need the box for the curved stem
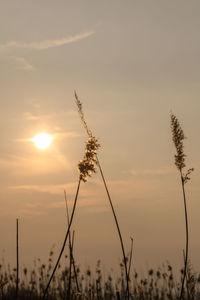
[179,171,189,300]
[128,237,133,280]
[42,178,81,299]
[96,156,130,300]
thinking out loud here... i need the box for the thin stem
[179,171,189,300]
[96,156,130,300]
[64,190,73,300]
[67,231,74,300]
[128,237,133,280]
[70,231,80,293]
[42,178,81,299]
[16,219,19,300]
[64,191,80,293]
[183,250,190,300]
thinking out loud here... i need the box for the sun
[31,132,53,150]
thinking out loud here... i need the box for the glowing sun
[31,132,52,150]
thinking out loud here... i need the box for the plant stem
[179,171,189,300]
[42,178,81,299]
[66,197,72,300]
[64,191,80,293]
[183,250,190,300]
[96,156,130,300]
[16,219,19,300]
[128,237,133,280]
[67,231,73,300]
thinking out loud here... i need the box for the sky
[0,0,200,275]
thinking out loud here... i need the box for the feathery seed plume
[170,113,186,171]
[75,91,100,182]
[78,137,100,182]
[170,113,194,182]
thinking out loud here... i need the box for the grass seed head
[170,113,186,171]
[74,92,101,181]
[78,137,100,182]
[171,113,194,183]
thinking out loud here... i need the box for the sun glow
[31,132,53,150]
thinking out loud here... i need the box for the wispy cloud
[0,31,95,51]
[129,167,175,176]
[10,182,77,195]
[9,56,35,70]
[0,152,71,176]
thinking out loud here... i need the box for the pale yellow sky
[0,0,200,273]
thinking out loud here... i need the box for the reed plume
[75,91,130,300]
[78,136,100,182]
[170,113,194,300]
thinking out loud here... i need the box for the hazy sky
[0,0,200,274]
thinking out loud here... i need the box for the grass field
[1,254,200,300]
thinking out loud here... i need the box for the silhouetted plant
[42,107,100,299]
[75,91,130,300]
[170,113,194,300]
[1,256,200,299]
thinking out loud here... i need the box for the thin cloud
[15,209,46,217]
[10,182,77,195]
[0,31,95,51]
[130,167,175,176]
[0,152,71,176]
[9,56,35,70]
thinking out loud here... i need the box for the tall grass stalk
[43,121,100,298]
[64,190,73,300]
[75,91,130,300]
[180,170,189,300]
[16,218,19,300]
[183,250,190,300]
[42,178,81,299]
[170,113,194,300]
[97,156,130,300]
[70,231,80,293]
[64,190,79,296]
[67,231,74,300]
[128,237,133,280]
